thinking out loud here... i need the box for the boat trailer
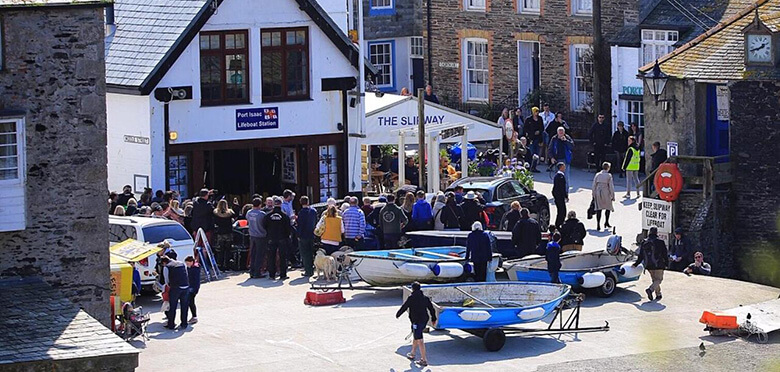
[458,294,610,351]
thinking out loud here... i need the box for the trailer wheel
[594,274,616,298]
[757,332,769,344]
[483,328,506,352]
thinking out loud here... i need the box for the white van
[108,216,194,288]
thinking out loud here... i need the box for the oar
[454,286,495,309]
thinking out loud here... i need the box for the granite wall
[0,5,110,325]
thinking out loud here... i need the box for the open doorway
[213,149,250,197]
[518,41,540,109]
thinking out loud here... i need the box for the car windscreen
[142,224,192,244]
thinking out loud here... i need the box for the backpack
[641,238,664,268]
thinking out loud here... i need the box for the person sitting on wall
[684,251,711,276]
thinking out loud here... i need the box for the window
[520,0,540,14]
[108,224,137,243]
[510,180,528,196]
[573,0,592,15]
[199,30,249,106]
[262,28,310,102]
[571,44,592,111]
[625,100,644,128]
[142,224,192,244]
[319,145,338,202]
[168,155,188,199]
[463,38,489,102]
[410,37,424,58]
[0,118,26,232]
[497,182,520,200]
[466,0,485,11]
[369,0,395,15]
[369,41,394,89]
[641,30,678,65]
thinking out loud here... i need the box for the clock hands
[750,42,768,52]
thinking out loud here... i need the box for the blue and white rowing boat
[347,247,500,287]
[403,282,573,351]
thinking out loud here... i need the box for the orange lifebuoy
[654,163,683,201]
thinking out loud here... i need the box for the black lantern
[643,60,669,105]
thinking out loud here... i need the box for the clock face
[747,34,773,63]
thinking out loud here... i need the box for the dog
[314,249,337,281]
[330,246,355,273]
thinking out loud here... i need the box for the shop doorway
[213,149,250,197]
[253,149,283,197]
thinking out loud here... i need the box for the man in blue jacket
[548,127,574,189]
[411,190,433,230]
[466,222,493,282]
[552,162,568,228]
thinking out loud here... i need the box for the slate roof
[0,277,138,366]
[106,0,374,94]
[0,0,107,7]
[610,0,756,47]
[105,0,209,90]
[640,0,780,80]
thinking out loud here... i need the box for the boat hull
[349,247,468,287]
[404,282,570,329]
[503,251,641,289]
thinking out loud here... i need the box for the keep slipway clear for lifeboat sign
[642,198,672,233]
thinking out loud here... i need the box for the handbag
[587,199,596,220]
[314,216,326,237]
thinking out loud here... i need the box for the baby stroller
[115,302,150,342]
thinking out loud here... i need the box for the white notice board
[642,198,673,233]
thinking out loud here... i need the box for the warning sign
[642,198,673,233]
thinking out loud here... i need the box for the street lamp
[643,60,668,105]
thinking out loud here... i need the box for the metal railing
[640,155,732,198]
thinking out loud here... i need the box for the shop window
[520,0,540,14]
[641,30,678,66]
[319,145,338,202]
[410,37,424,58]
[463,38,489,102]
[168,155,189,199]
[570,44,592,111]
[0,117,26,232]
[199,30,249,106]
[466,0,485,11]
[262,27,310,102]
[625,100,644,129]
[572,0,591,15]
[369,41,394,90]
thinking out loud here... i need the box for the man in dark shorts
[396,282,437,367]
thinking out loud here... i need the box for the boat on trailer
[404,282,608,351]
[502,250,642,297]
[347,247,499,287]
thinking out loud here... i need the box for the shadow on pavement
[237,277,284,288]
[633,301,667,312]
[586,229,612,237]
[579,287,643,308]
[339,289,402,308]
[392,333,567,367]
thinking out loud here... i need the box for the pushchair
[115,302,150,342]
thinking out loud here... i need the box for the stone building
[423,0,639,133]
[609,0,753,133]
[0,0,111,324]
[362,0,425,94]
[639,0,780,285]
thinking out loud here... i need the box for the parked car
[446,177,550,231]
[109,216,194,289]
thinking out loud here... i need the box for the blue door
[705,84,729,162]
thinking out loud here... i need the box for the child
[184,256,201,324]
[546,232,563,283]
[396,282,437,367]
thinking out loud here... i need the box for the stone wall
[363,0,423,39]
[675,191,734,278]
[0,6,110,325]
[424,0,638,136]
[728,81,780,287]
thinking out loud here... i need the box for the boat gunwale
[417,281,571,312]
[347,248,467,263]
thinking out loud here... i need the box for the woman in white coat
[591,162,615,230]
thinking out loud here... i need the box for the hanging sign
[642,198,673,233]
[281,147,297,184]
[716,86,730,121]
[236,107,279,131]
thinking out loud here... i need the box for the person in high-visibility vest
[622,136,642,199]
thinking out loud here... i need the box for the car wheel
[595,274,616,297]
[538,206,550,228]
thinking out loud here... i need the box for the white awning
[361,94,501,145]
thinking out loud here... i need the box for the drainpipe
[426,0,432,86]
[342,89,350,197]
[163,102,170,191]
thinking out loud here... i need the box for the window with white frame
[369,42,394,88]
[0,118,26,232]
[463,38,489,101]
[572,0,592,14]
[641,30,678,65]
[520,0,540,14]
[466,0,485,11]
[371,0,392,9]
[410,37,424,58]
[570,44,592,111]
[625,100,644,128]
